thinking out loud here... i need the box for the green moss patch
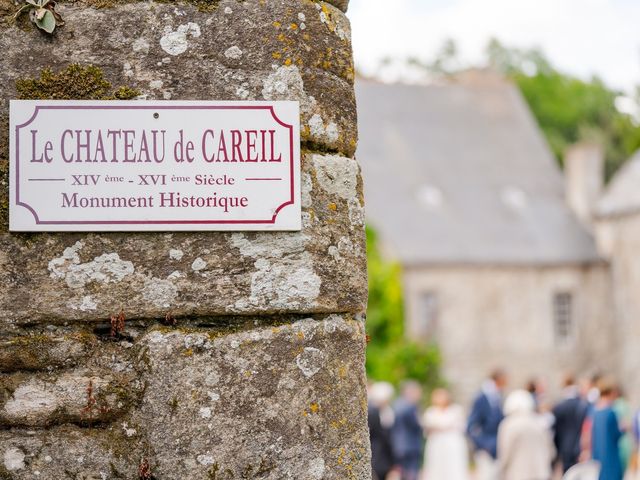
[16,64,140,100]
[65,0,221,12]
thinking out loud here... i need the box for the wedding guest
[497,390,555,480]
[552,375,588,473]
[369,382,396,480]
[422,388,469,480]
[392,381,424,480]
[467,369,507,480]
[591,379,624,480]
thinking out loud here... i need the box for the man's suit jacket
[552,396,588,471]
[368,404,395,478]
[391,399,423,466]
[467,392,504,458]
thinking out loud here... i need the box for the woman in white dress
[422,388,469,480]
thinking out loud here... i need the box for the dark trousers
[559,452,579,473]
[399,456,421,480]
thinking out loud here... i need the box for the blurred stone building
[594,150,640,405]
[356,71,634,403]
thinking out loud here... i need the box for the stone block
[1,369,142,427]
[0,153,366,329]
[0,0,357,159]
[0,316,370,479]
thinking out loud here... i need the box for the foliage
[390,39,640,180]
[486,38,640,180]
[16,64,140,100]
[365,226,442,391]
[14,0,64,33]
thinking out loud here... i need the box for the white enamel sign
[9,100,301,231]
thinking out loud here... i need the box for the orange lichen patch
[284,58,292,66]
[272,21,282,28]
[303,402,321,417]
[330,418,347,429]
[272,52,282,59]
[182,348,194,356]
[289,23,298,30]
[328,203,337,211]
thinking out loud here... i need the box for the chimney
[564,143,604,225]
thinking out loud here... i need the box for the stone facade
[596,213,640,405]
[403,264,614,404]
[357,78,614,407]
[0,1,370,478]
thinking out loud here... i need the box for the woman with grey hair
[497,389,555,480]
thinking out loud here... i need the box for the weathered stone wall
[0,1,370,478]
[404,264,614,404]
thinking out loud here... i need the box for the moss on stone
[0,464,11,480]
[0,331,97,373]
[63,0,221,12]
[96,381,139,410]
[112,85,141,100]
[15,64,140,100]
[2,0,222,18]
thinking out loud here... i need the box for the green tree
[365,226,442,390]
[486,38,640,179]
[391,39,640,180]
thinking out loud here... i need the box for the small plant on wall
[14,0,64,34]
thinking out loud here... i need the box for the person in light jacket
[497,389,555,480]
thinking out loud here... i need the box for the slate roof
[597,150,640,218]
[355,76,602,266]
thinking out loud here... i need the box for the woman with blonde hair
[497,389,555,480]
[422,388,469,480]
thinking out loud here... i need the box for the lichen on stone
[15,64,140,100]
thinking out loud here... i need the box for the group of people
[368,370,640,480]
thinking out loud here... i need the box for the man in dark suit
[368,382,396,480]
[467,369,507,480]
[552,375,589,473]
[391,381,424,480]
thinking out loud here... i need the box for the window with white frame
[553,292,574,343]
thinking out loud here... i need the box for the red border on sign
[14,104,296,225]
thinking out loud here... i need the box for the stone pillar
[565,142,604,226]
[0,1,369,478]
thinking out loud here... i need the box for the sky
[347,0,640,94]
